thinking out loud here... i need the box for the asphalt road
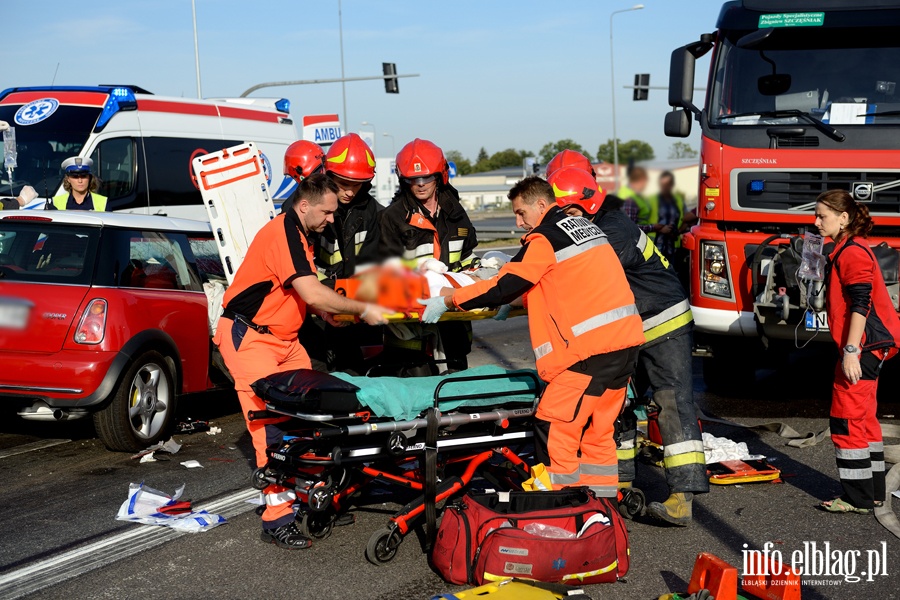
[1,320,899,600]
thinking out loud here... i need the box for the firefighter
[616,166,659,236]
[379,138,479,373]
[51,157,107,211]
[213,174,391,549]
[279,140,325,214]
[299,133,383,374]
[815,189,900,514]
[545,159,708,525]
[419,176,645,498]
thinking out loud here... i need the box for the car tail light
[701,241,732,298]
[74,299,107,344]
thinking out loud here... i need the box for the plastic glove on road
[418,297,449,324]
[493,304,512,321]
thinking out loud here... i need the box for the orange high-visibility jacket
[453,206,644,382]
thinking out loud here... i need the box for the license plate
[805,311,828,332]
[0,300,31,330]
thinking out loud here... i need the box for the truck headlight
[701,241,731,298]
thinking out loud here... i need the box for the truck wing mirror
[668,39,713,116]
[664,108,692,138]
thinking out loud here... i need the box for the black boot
[260,521,312,549]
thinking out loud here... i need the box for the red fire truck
[665,0,900,390]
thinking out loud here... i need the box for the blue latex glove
[418,297,449,324]
[493,304,512,321]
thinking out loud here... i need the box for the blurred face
[814,201,848,239]
[67,172,90,193]
[297,191,338,233]
[512,196,550,232]
[631,176,648,194]
[331,174,364,204]
[564,207,584,218]
[406,175,438,202]
[659,176,674,194]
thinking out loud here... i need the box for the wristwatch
[843,344,860,355]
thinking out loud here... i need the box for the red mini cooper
[0,211,229,451]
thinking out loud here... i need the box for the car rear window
[0,220,99,285]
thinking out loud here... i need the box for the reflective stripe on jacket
[453,206,644,382]
[593,209,692,346]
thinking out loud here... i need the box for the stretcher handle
[431,369,542,409]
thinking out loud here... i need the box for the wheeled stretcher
[248,367,542,564]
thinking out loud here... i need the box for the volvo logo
[852,181,874,202]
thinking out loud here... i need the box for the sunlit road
[0,319,898,600]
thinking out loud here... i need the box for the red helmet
[546,149,595,179]
[396,138,449,184]
[325,133,376,182]
[547,166,607,215]
[283,140,325,184]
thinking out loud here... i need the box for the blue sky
[3,0,723,161]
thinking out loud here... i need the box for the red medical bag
[431,487,629,586]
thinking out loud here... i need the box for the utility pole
[338,0,348,129]
[191,0,203,99]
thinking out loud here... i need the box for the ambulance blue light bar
[94,87,138,132]
[275,98,290,114]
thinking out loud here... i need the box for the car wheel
[94,350,176,452]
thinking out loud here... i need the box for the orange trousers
[215,317,311,529]
[534,348,638,498]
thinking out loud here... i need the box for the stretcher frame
[250,369,542,564]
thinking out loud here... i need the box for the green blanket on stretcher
[331,366,540,420]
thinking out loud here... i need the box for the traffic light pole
[239,74,420,98]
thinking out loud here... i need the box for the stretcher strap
[424,407,440,552]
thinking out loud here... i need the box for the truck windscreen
[0,105,100,198]
[710,26,900,128]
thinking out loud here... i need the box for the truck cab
[665,0,900,389]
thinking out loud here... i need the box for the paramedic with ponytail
[815,189,900,514]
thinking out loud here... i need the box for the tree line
[445,139,698,176]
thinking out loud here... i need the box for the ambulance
[0,85,306,220]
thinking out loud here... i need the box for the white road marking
[0,439,71,460]
[0,487,259,599]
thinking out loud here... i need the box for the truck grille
[737,171,900,212]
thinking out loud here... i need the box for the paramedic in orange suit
[420,176,645,498]
[214,174,391,550]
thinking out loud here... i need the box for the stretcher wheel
[386,432,407,456]
[255,505,265,517]
[365,527,402,565]
[618,487,646,520]
[300,512,333,540]
[251,467,269,491]
[308,486,332,512]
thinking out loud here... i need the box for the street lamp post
[610,4,644,191]
[382,133,395,157]
[360,121,376,154]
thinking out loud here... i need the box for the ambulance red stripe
[0,91,107,107]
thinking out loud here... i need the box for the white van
[0,85,300,220]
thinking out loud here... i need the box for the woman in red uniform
[815,189,900,514]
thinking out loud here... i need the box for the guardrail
[476,227,521,241]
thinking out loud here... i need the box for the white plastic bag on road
[116,482,226,533]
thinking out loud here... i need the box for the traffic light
[633,73,650,101]
[533,161,541,174]
[383,63,399,94]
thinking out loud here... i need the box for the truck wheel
[94,351,176,452]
